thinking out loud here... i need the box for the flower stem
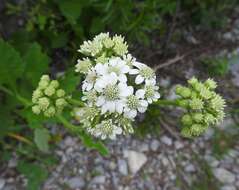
[68,98,85,107]
[0,85,32,107]
[56,114,82,133]
[154,99,179,107]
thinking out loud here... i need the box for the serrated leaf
[23,43,50,86]
[0,39,25,86]
[34,128,50,153]
[17,161,48,190]
[56,0,82,24]
[60,68,81,93]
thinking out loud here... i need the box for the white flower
[88,119,122,140]
[96,79,133,114]
[137,84,160,104]
[94,58,130,83]
[123,54,136,67]
[108,58,130,82]
[82,90,97,106]
[82,68,97,91]
[130,61,156,85]
[123,94,148,119]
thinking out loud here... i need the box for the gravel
[0,179,5,190]
[67,177,85,189]
[213,168,236,184]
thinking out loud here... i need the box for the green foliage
[17,161,48,190]
[211,125,239,158]
[23,43,50,86]
[137,105,161,137]
[0,40,25,86]
[202,56,229,76]
[34,128,50,153]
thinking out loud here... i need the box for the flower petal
[135,75,144,84]
[136,89,145,98]
[129,69,139,75]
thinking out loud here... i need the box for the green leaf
[0,39,25,87]
[60,68,82,93]
[23,43,50,86]
[81,134,109,156]
[17,161,48,190]
[34,128,50,153]
[56,0,82,24]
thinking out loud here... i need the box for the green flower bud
[188,77,198,86]
[191,124,204,135]
[189,98,204,110]
[44,106,56,117]
[178,99,189,107]
[38,80,49,89]
[199,87,212,100]
[32,105,41,115]
[205,78,217,89]
[181,127,192,138]
[204,113,216,125]
[44,86,56,97]
[38,97,50,110]
[193,82,204,92]
[181,114,192,126]
[103,38,114,48]
[41,75,50,82]
[56,89,66,98]
[192,113,203,123]
[175,85,183,95]
[49,80,59,89]
[75,58,92,74]
[112,35,128,56]
[209,94,226,111]
[55,98,67,108]
[32,89,43,103]
[180,87,191,98]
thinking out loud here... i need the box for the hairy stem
[0,85,32,107]
[56,114,82,133]
[154,99,180,107]
[68,98,85,107]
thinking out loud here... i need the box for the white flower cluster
[74,33,160,140]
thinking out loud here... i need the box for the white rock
[213,168,236,184]
[221,185,236,190]
[67,177,85,189]
[0,179,5,190]
[204,155,219,167]
[118,159,128,176]
[92,176,106,184]
[125,150,147,174]
[223,32,233,41]
[140,143,149,152]
[161,136,172,146]
[64,137,75,147]
[174,141,184,149]
[185,164,196,172]
[150,140,160,151]
[8,158,17,168]
[161,157,169,167]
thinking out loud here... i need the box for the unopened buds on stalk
[175,78,226,137]
[32,75,68,117]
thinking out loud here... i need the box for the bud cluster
[175,78,226,137]
[32,75,68,117]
